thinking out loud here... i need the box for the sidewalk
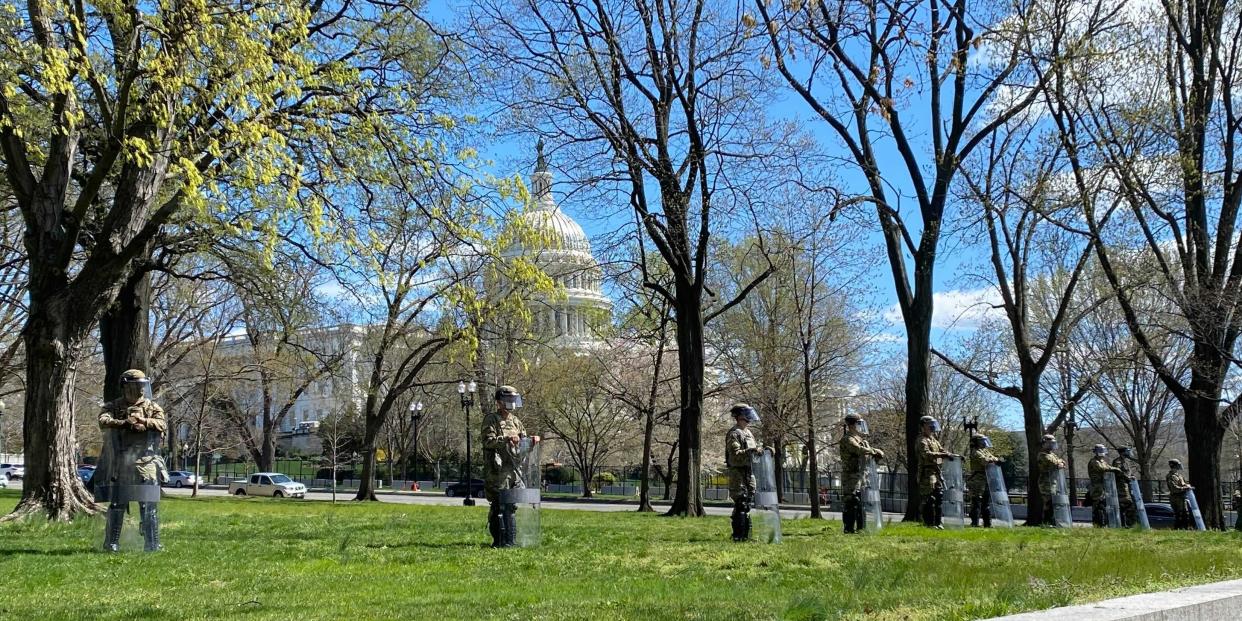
[987,578,1242,620]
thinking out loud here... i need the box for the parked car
[228,473,306,498]
[444,478,485,498]
[1143,502,1176,529]
[164,471,200,488]
[0,463,24,481]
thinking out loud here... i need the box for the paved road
[161,486,840,519]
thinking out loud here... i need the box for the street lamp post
[407,401,423,490]
[1064,413,1079,507]
[182,442,190,471]
[458,380,477,506]
[0,400,6,462]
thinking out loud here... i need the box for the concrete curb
[986,578,1242,620]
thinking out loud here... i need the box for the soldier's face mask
[853,420,869,435]
[498,395,523,411]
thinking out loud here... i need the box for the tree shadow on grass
[0,548,86,557]
[363,541,488,550]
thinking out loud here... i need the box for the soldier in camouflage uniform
[917,416,958,529]
[726,404,762,542]
[95,369,168,552]
[1036,434,1067,527]
[1086,444,1125,527]
[1112,447,1139,527]
[481,385,539,548]
[838,413,884,534]
[1166,459,1193,530]
[967,434,1002,528]
[1232,482,1242,532]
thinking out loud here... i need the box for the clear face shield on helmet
[978,436,992,449]
[1093,446,1108,457]
[854,419,870,436]
[498,394,523,411]
[121,379,152,404]
[926,420,941,434]
[741,407,760,425]
[1045,438,1059,451]
[1120,448,1135,459]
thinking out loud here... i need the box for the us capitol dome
[500,141,612,347]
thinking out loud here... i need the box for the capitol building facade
[499,143,612,347]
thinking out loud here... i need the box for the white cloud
[883,287,1004,330]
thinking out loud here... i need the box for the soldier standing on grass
[482,385,538,548]
[95,369,168,552]
[917,416,958,529]
[838,413,883,534]
[966,434,1002,528]
[725,404,762,542]
[1087,445,1125,527]
[1166,459,1193,531]
[1113,447,1139,527]
[1036,435,1066,527]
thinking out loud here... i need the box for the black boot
[842,497,856,534]
[855,502,867,533]
[104,503,125,553]
[981,503,992,528]
[740,510,752,541]
[921,495,936,527]
[488,508,503,548]
[139,502,162,552]
[503,505,517,547]
[969,497,981,527]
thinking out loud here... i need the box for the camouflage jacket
[481,411,526,476]
[839,433,880,481]
[1166,471,1191,496]
[726,426,758,469]
[917,435,951,475]
[1036,450,1065,490]
[968,448,1001,478]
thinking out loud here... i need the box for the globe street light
[458,380,477,506]
[407,401,424,490]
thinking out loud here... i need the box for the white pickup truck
[228,473,307,498]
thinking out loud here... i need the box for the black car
[445,478,485,498]
[1143,502,1176,529]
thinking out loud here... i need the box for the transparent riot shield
[498,437,541,547]
[95,428,164,552]
[1185,488,1207,531]
[863,455,883,532]
[1053,469,1073,528]
[1103,472,1122,528]
[940,457,966,529]
[984,463,1014,528]
[1128,479,1151,530]
[750,448,782,544]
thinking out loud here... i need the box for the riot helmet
[844,413,869,435]
[1168,458,1183,470]
[920,415,940,434]
[1119,447,1135,459]
[120,369,151,404]
[731,403,760,424]
[1042,434,1058,451]
[1092,444,1108,457]
[971,434,992,449]
[494,385,523,411]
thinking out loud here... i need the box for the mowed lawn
[1,491,1241,620]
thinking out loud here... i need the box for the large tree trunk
[5,305,98,521]
[771,433,786,503]
[1021,382,1046,526]
[637,408,655,512]
[666,291,705,517]
[354,413,385,501]
[100,269,153,402]
[1185,359,1228,528]
[260,427,277,472]
[902,297,933,522]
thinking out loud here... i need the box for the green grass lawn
[1,490,1240,620]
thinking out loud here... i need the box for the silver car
[0,463,24,481]
[164,470,201,488]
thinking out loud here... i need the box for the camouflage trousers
[728,467,756,503]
